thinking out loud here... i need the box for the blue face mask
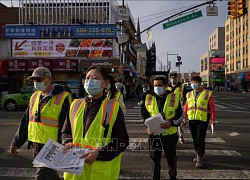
[191,83,199,90]
[84,79,102,96]
[154,86,165,95]
[34,82,48,92]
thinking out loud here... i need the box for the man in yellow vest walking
[144,76,184,180]
[183,76,216,168]
[167,72,188,144]
[10,67,72,179]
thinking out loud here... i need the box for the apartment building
[225,4,250,91]
[200,27,225,89]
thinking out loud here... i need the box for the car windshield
[22,87,34,94]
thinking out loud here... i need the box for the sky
[1,0,228,73]
[125,0,228,73]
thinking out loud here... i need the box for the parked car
[1,86,35,111]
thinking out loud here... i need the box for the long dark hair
[108,75,117,99]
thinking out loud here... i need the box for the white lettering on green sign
[163,11,202,29]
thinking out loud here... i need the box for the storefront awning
[0,60,8,75]
[238,72,245,80]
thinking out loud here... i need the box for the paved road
[0,92,250,179]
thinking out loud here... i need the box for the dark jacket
[61,94,129,161]
[11,84,71,151]
[143,90,184,127]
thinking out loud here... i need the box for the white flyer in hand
[33,138,86,175]
[211,123,214,136]
[144,113,166,135]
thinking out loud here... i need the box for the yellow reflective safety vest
[64,98,122,180]
[186,89,212,122]
[167,83,184,104]
[107,91,121,102]
[107,91,125,113]
[145,93,179,136]
[28,91,71,144]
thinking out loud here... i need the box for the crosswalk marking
[123,149,241,156]
[127,129,212,134]
[119,170,250,179]
[0,168,249,179]
[129,137,225,143]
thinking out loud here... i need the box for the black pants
[189,120,209,157]
[149,133,178,180]
[35,167,60,180]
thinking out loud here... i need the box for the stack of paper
[144,113,166,135]
[33,138,86,175]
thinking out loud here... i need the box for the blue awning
[238,72,245,80]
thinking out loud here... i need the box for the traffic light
[238,0,248,16]
[177,56,181,61]
[228,0,237,19]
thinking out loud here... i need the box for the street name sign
[163,11,202,30]
[117,7,129,21]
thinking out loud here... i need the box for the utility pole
[167,53,180,73]
[119,0,125,82]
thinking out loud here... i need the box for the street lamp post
[167,53,181,74]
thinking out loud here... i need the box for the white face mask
[34,82,48,91]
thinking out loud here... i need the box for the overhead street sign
[163,11,202,30]
[118,34,129,44]
[206,6,218,16]
[117,7,129,21]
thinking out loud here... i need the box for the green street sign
[163,11,202,29]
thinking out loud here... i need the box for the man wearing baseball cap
[10,67,72,179]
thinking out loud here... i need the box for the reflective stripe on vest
[186,90,212,122]
[53,91,69,105]
[169,93,176,107]
[145,93,179,136]
[28,91,69,144]
[64,98,121,180]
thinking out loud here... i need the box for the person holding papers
[143,76,184,180]
[61,66,129,180]
[183,76,216,168]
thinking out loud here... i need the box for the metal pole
[119,0,125,83]
[167,53,168,70]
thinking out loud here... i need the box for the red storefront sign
[52,59,78,72]
[0,60,8,75]
[8,59,28,72]
[28,58,52,71]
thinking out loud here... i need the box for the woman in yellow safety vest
[61,66,129,180]
[106,75,126,113]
